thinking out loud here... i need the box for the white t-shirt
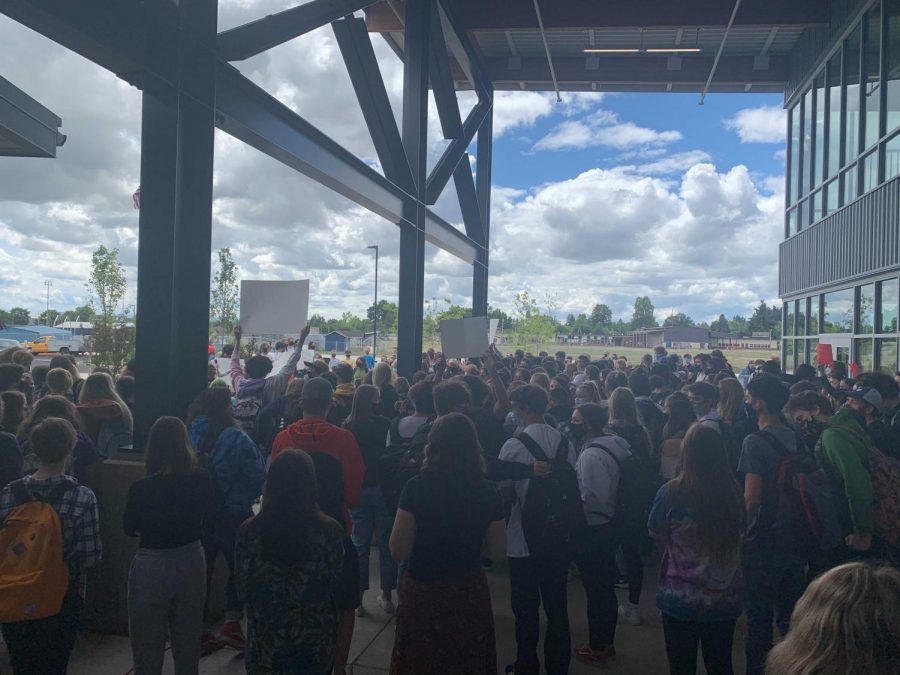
[499,424,576,558]
[385,414,430,446]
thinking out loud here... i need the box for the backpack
[587,439,654,530]
[195,440,226,524]
[517,432,587,562]
[827,424,900,547]
[233,392,264,440]
[0,481,71,622]
[755,431,843,555]
[379,418,430,511]
[309,452,346,529]
[96,417,133,459]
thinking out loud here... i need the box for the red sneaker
[200,630,221,656]
[574,643,616,668]
[219,620,246,651]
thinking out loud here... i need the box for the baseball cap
[301,377,334,403]
[846,386,884,413]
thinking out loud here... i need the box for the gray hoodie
[577,433,632,526]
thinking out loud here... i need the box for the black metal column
[473,100,493,317]
[397,0,429,378]
[134,0,217,439]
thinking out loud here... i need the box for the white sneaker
[355,604,367,618]
[618,602,642,626]
[378,593,395,615]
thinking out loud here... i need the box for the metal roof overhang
[0,74,65,157]
[367,0,829,94]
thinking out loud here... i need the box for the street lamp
[44,280,52,317]
[367,245,378,358]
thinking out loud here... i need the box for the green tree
[72,304,96,322]
[663,312,694,327]
[729,314,749,334]
[8,307,31,325]
[38,309,61,325]
[367,299,398,334]
[748,301,773,333]
[631,296,658,330]
[210,248,239,337]
[711,314,731,333]
[87,246,133,373]
[487,306,513,330]
[590,303,612,328]
[512,291,555,349]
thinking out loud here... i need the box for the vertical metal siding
[780,176,900,296]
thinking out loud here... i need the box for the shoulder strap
[516,432,550,463]
[41,482,73,505]
[552,434,569,466]
[827,423,872,447]
[389,416,404,445]
[753,429,791,457]
[9,479,31,506]
[584,441,623,468]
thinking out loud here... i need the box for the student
[271,378,365,675]
[0,417,101,673]
[738,376,806,675]
[573,403,632,667]
[499,385,576,675]
[46,367,74,400]
[0,391,27,437]
[344,385,395,617]
[649,424,744,675]
[353,357,368,385]
[372,363,399,420]
[18,396,102,489]
[387,380,433,445]
[123,417,215,675]
[77,372,133,458]
[765,563,900,675]
[235,450,346,675]
[389,414,506,674]
[0,396,22,490]
[256,378,305,458]
[685,382,724,432]
[659,393,695,481]
[364,346,376,370]
[329,362,357,425]
[630,371,667,454]
[187,387,266,652]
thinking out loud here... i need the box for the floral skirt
[390,566,497,675]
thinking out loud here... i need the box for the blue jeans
[350,486,397,593]
[742,549,806,675]
[204,510,247,621]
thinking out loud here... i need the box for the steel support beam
[397,0,429,379]
[218,0,379,61]
[453,152,484,245]
[428,4,463,140]
[426,100,490,204]
[134,0,217,437]
[332,16,414,191]
[473,100,492,318]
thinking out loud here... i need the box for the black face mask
[797,417,825,445]
[568,422,584,440]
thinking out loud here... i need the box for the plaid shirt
[0,474,101,595]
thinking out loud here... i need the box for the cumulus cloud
[724,105,786,143]
[534,109,682,151]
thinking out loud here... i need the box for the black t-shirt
[0,430,22,491]
[347,416,392,488]
[399,472,503,583]
[123,468,217,549]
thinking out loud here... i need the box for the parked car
[0,338,23,350]
[24,335,87,355]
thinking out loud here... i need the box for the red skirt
[390,567,497,675]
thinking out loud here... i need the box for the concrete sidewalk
[6,557,746,674]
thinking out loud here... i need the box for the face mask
[568,422,584,439]
[691,402,707,417]
[797,417,824,442]
[574,397,587,406]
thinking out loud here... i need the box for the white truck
[25,334,88,355]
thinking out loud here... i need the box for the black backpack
[233,391,264,441]
[517,432,587,562]
[309,451,346,529]
[379,418,431,511]
[586,439,653,529]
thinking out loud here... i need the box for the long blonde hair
[373,362,393,388]
[766,563,900,675]
[607,387,640,427]
[343,384,379,429]
[79,372,133,431]
[717,378,744,423]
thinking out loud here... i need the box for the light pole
[367,245,378,357]
[44,280,52,317]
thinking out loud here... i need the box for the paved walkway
[5,557,747,674]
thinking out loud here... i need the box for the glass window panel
[843,164,858,204]
[863,149,880,193]
[784,339,795,374]
[826,178,840,214]
[815,73,826,185]
[878,338,898,373]
[859,283,876,333]
[798,198,808,228]
[880,278,899,332]
[789,104,800,203]
[887,133,900,179]
[836,345,851,364]
[846,25,862,162]
[802,89,813,195]
[828,51,843,177]
[824,288,854,332]
[787,208,798,237]
[865,3,882,149]
[887,0,900,133]
[797,299,807,336]
[786,303,796,337]
[810,338,820,367]
[812,189,824,222]
[855,338,874,371]
[810,296,820,334]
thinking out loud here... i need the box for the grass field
[375,340,779,372]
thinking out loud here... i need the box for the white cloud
[635,150,713,175]
[534,110,681,151]
[724,105,786,143]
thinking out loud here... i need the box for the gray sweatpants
[128,541,206,675]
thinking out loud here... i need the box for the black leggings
[662,614,735,675]
[1,589,82,674]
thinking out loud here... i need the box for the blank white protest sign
[239,280,309,335]
[440,316,489,358]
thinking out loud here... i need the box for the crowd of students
[0,337,899,675]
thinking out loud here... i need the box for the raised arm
[231,325,245,392]
[484,345,510,420]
